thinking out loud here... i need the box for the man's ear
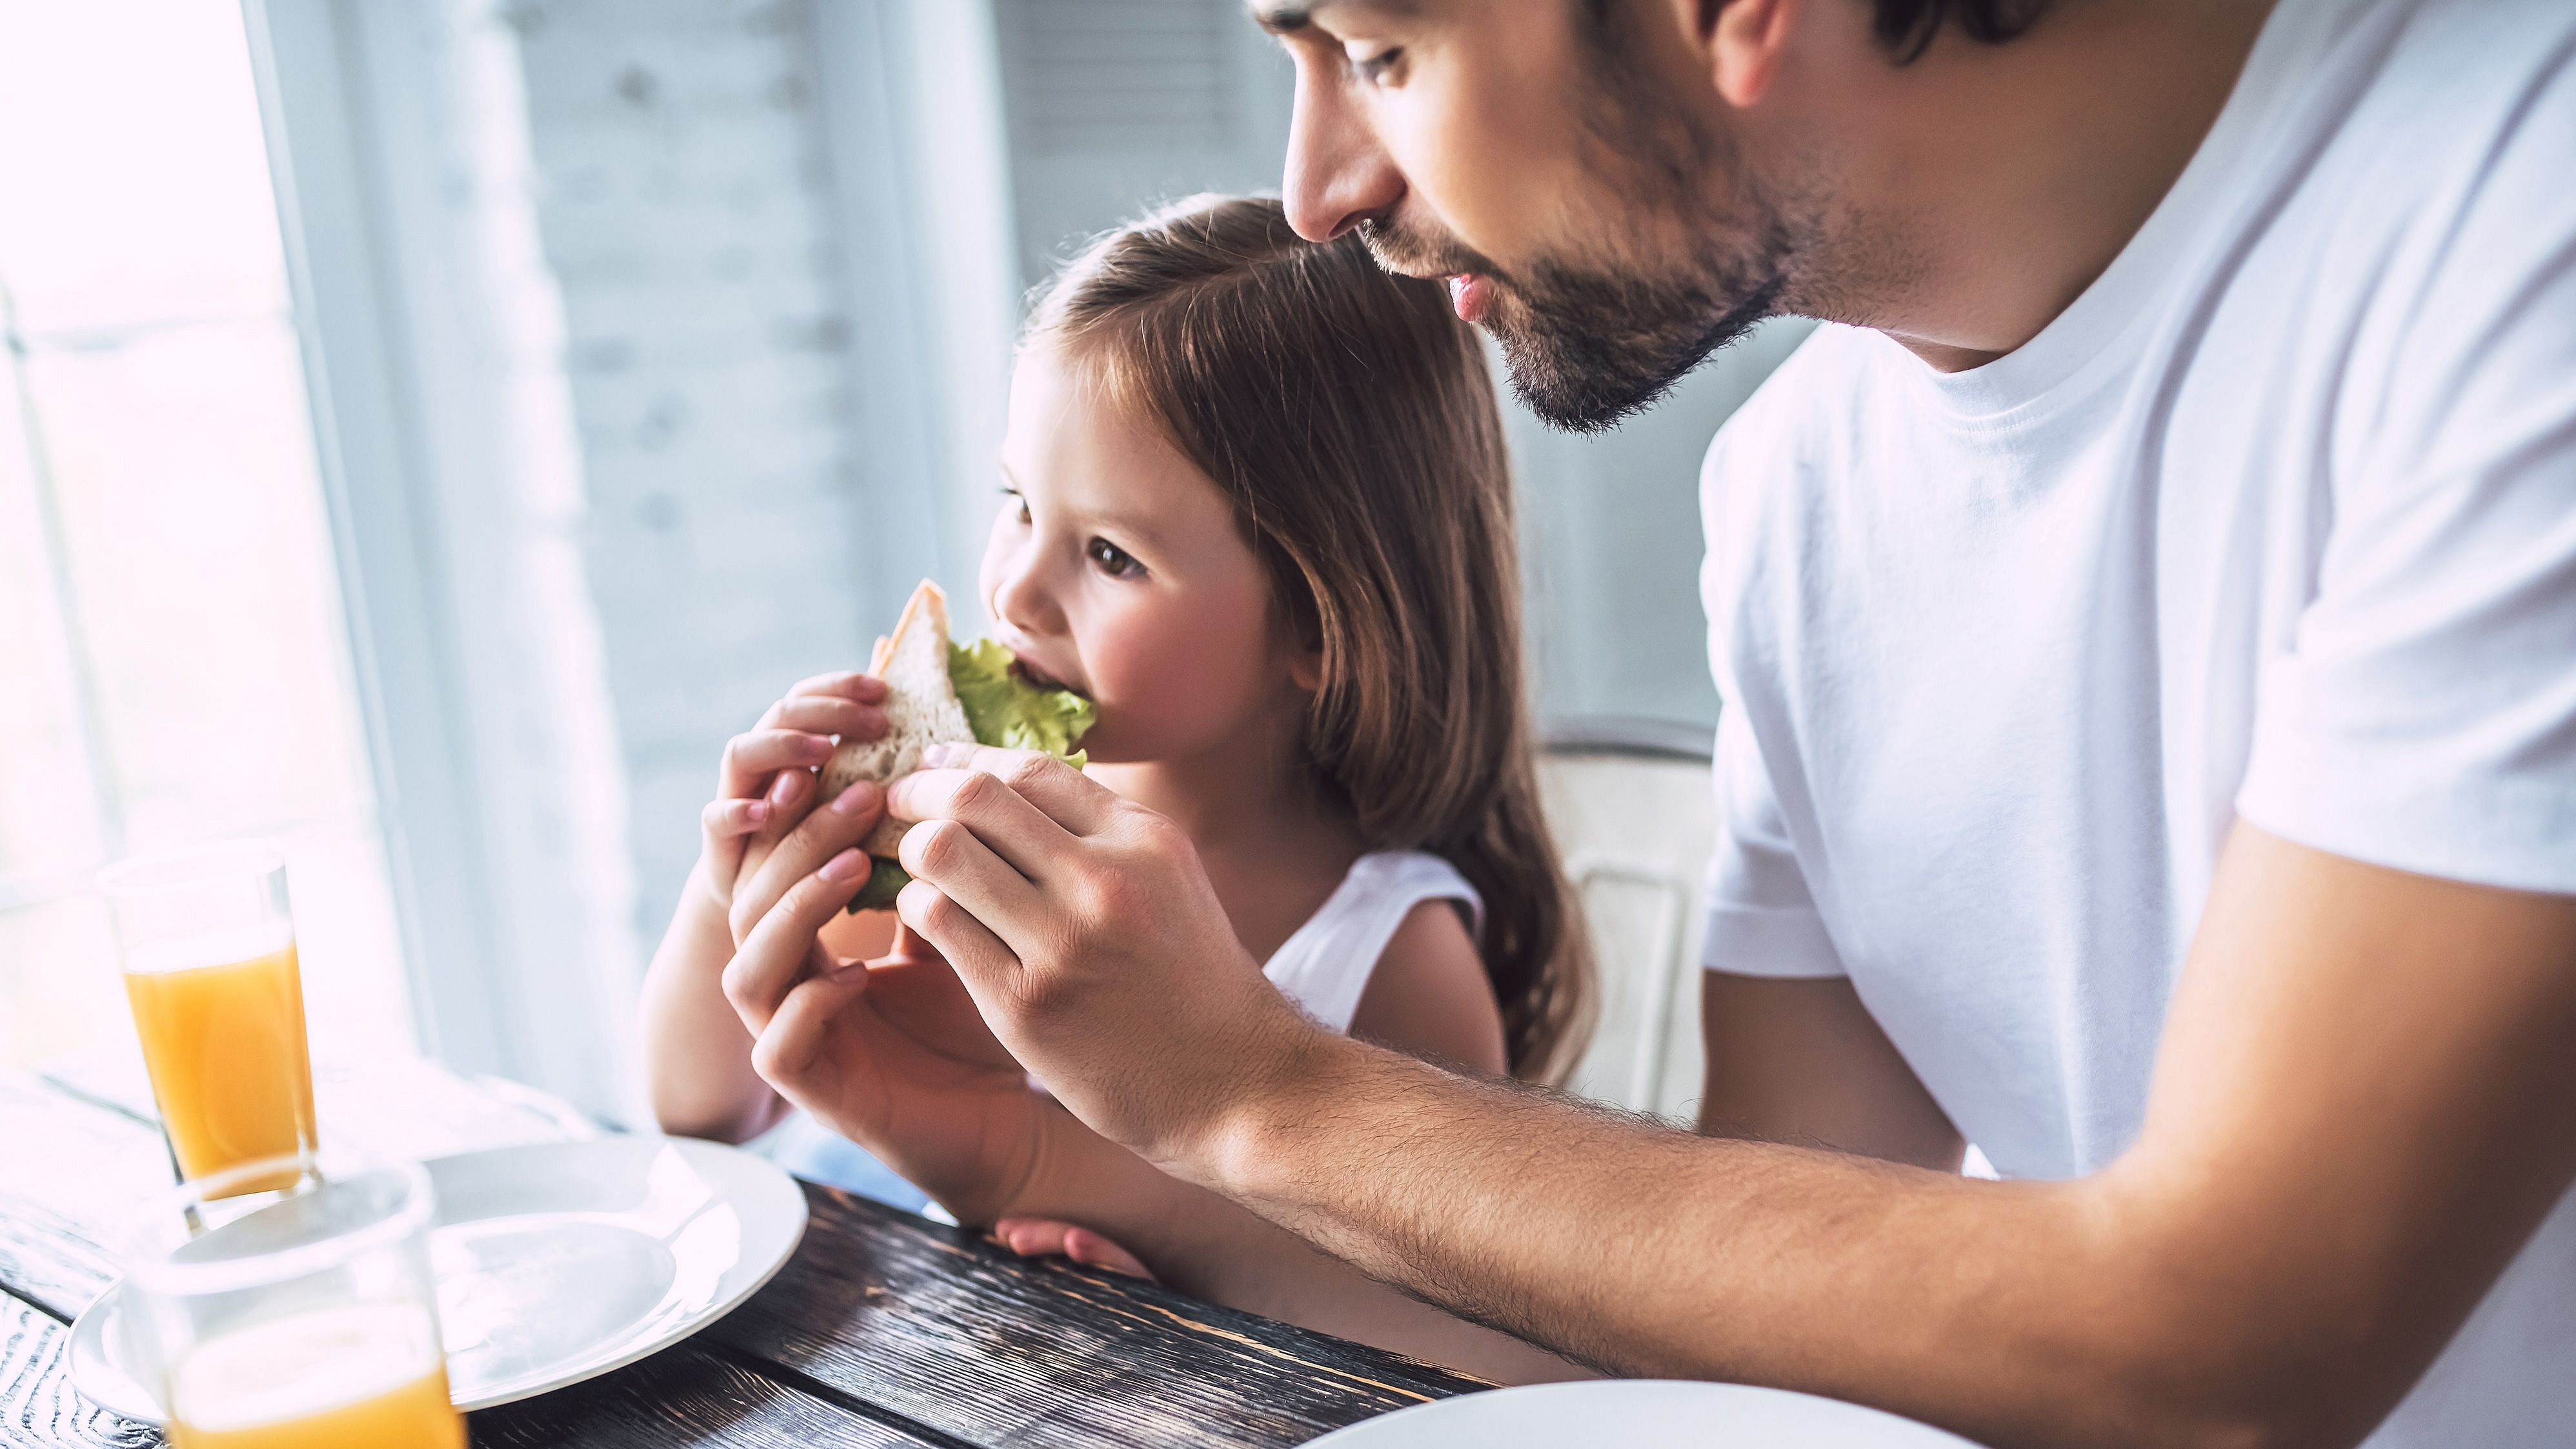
[1689,0,1794,108]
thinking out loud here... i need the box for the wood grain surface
[468,1343,946,1449]
[1,1294,154,1449]
[709,1181,1489,1448]
[0,1197,114,1324]
[0,1066,1480,1448]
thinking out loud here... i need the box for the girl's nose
[991,545,1065,641]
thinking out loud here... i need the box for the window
[0,2,412,1069]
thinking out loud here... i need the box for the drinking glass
[123,1154,465,1448]
[99,843,319,1192]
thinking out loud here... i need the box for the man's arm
[887,751,2576,1449]
[1698,972,1964,1170]
[1003,1101,1592,1384]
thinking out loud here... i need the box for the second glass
[101,843,318,1192]
[123,1154,465,1448]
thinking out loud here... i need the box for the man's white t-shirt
[1696,0,2575,1441]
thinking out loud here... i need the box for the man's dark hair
[1871,0,2051,61]
[1582,2,2053,64]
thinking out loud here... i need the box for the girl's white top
[1262,850,1481,1034]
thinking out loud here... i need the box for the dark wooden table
[0,1057,1484,1447]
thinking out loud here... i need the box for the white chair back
[1537,719,1716,1124]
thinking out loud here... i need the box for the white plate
[1310,1381,1984,1447]
[70,1136,809,1423]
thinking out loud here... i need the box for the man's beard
[1363,210,1796,435]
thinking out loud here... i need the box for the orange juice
[168,1304,462,1449]
[122,937,317,1187]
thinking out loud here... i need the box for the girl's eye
[1000,488,1031,526]
[1086,537,1144,580]
[1345,44,1404,87]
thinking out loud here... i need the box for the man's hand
[722,772,1605,1385]
[882,744,1329,1172]
[716,783,1047,1223]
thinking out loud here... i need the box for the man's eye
[1344,44,1404,86]
[1086,537,1144,579]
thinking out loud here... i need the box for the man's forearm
[1191,1036,2217,1449]
[1013,1098,1586,1385]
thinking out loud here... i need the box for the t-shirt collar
[1894,0,2373,425]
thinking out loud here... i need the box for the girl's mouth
[1011,655,1087,700]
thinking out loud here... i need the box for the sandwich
[820,579,1096,912]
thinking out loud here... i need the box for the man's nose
[1282,66,1404,243]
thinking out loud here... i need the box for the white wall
[499,0,887,943]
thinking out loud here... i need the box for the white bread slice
[820,580,974,857]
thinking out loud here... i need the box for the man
[729,2,2576,1444]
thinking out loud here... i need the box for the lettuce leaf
[849,640,1094,913]
[853,858,911,913]
[947,638,1096,765]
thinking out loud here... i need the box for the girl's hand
[703,672,889,910]
[644,670,885,1143]
[991,1217,1156,1281]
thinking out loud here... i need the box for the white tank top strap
[1262,850,1482,1035]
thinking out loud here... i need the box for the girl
[641,194,1593,1378]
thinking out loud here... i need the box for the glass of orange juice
[100,843,318,1192]
[123,1154,463,1448]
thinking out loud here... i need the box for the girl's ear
[1289,645,1326,694]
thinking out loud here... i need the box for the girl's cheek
[1083,589,1277,756]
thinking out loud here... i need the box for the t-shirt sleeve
[1701,694,1848,978]
[2237,69,2576,895]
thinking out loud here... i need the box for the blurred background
[0,0,1809,1120]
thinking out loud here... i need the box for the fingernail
[923,743,963,768]
[831,783,876,815]
[769,773,801,807]
[820,848,867,884]
[743,801,770,825]
[799,734,834,760]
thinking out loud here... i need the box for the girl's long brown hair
[1027,195,1595,1082]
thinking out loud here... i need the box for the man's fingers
[887,761,1084,885]
[749,964,868,1108]
[724,848,872,1035]
[891,746,1120,837]
[718,728,834,800]
[732,782,885,944]
[890,921,945,967]
[894,814,1052,959]
[894,878,1020,1003]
